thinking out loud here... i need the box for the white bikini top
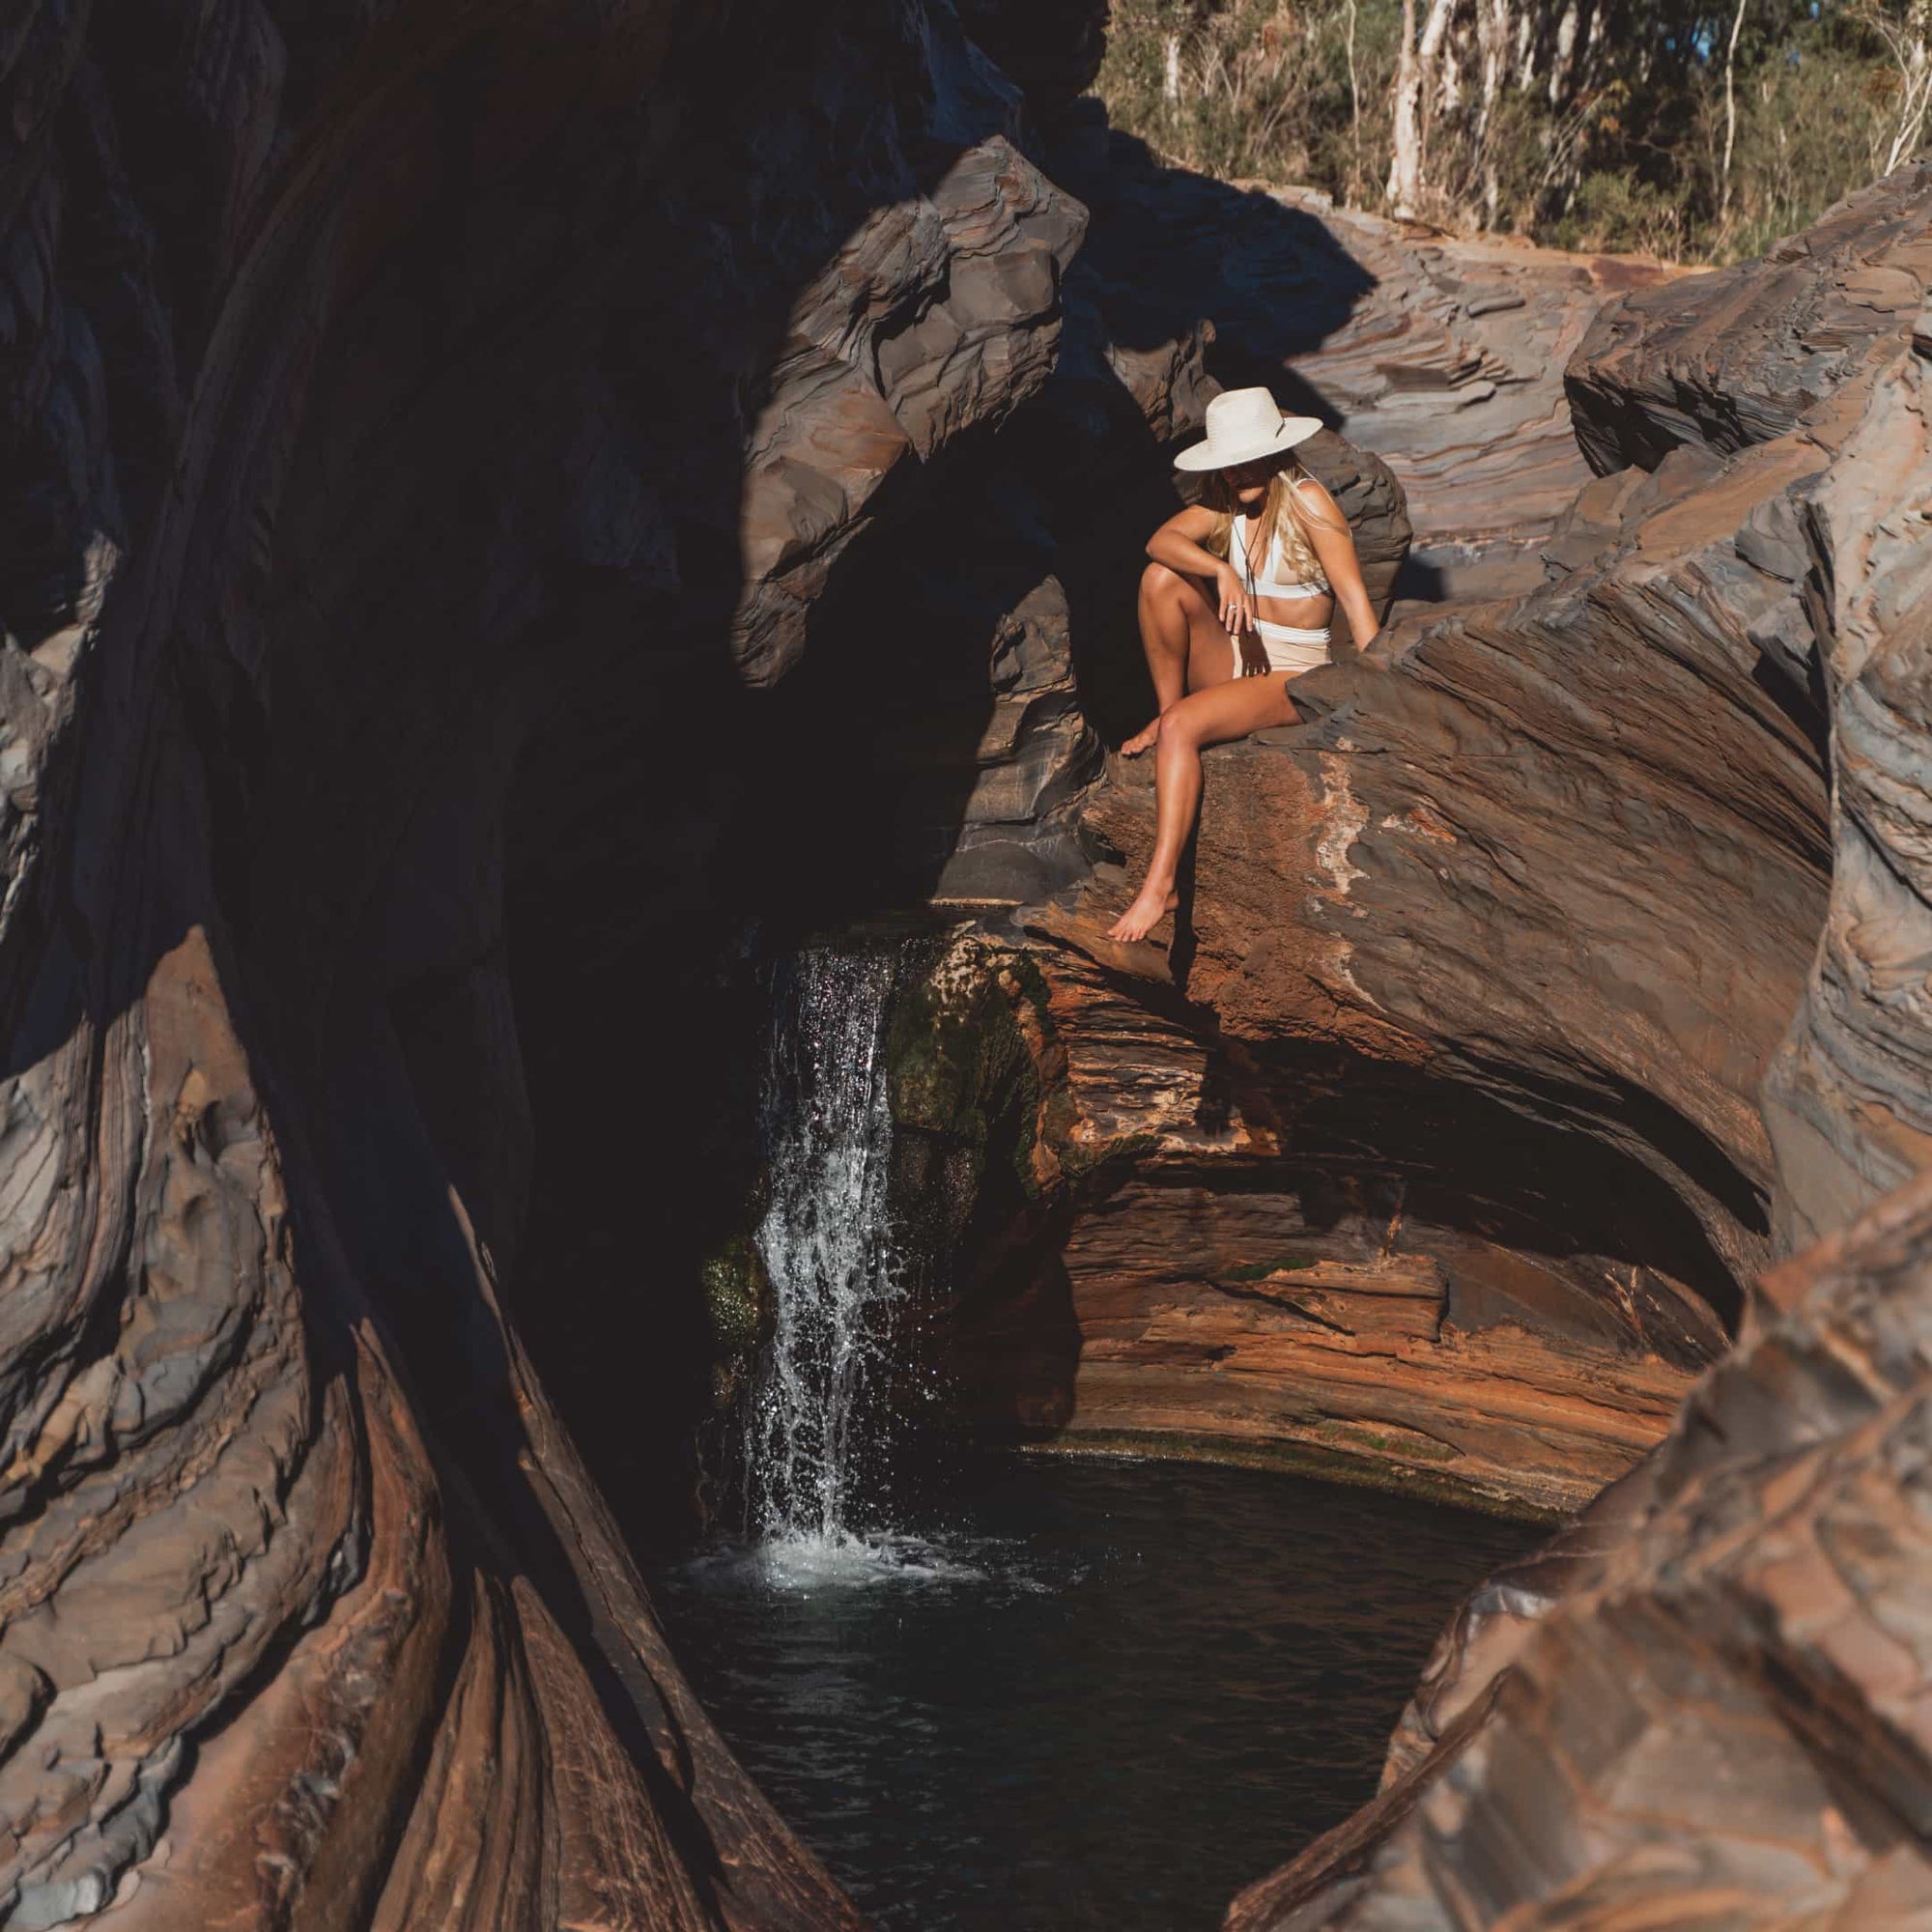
[1232,506,1330,602]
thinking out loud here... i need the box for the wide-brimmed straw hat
[1173,386,1321,471]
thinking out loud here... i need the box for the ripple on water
[652,1454,1544,1931]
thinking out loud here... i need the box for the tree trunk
[1884,6,1932,174]
[1389,0,1458,216]
[1476,0,1512,223]
[1548,0,1578,102]
[1720,0,1747,222]
[1389,0,1422,213]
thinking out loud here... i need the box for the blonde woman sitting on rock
[1109,387,1381,945]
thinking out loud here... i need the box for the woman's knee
[1159,700,1206,750]
[1140,559,1190,604]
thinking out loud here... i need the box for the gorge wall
[882,196,1814,1519]
[1215,166,1932,1924]
[877,158,1932,1922]
[0,0,1133,1920]
[4,0,1932,1922]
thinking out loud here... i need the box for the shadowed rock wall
[0,0,1134,1919]
[9,0,1442,1906]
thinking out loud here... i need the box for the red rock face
[1046,1179,1711,1519]
[921,183,1884,1536]
[901,925,1730,1520]
[1209,165,1932,1925]
[896,254,1834,1514]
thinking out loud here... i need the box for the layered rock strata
[0,0,1497,1906]
[1281,211,1680,557]
[916,207,1840,1512]
[1209,163,1932,1924]
[6,0,1932,1916]
[896,159,1932,1577]
[0,0,1128,1919]
[1048,131,1685,604]
[918,177,1932,1823]
[889,927,1728,1519]
[1232,1164,1932,1928]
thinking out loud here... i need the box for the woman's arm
[1148,505,1254,639]
[1296,478,1380,652]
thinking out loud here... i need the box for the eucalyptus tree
[1099,0,1932,257]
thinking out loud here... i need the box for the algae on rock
[700,1227,776,1413]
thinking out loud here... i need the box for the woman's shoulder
[1292,473,1347,525]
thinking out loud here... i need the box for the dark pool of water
[649,1455,1542,1929]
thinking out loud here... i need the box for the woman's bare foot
[1120,715,1162,756]
[1107,883,1179,943]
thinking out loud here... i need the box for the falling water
[743,945,908,1557]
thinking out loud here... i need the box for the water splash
[743,945,908,1561]
[684,1530,995,1595]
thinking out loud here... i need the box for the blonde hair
[1200,461,1344,585]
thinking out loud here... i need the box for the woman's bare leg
[1107,673,1299,943]
[1122,563,1236,755]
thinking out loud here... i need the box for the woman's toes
[1107,888,1171,944]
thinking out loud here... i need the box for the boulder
[1568,164,1932,470]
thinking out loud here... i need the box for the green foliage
[1094,0,1929,263]
[1702,10,1924,260]
[1548,168,1692,258]
[1221,1256,1321,1282]
[1098,0,1403,209]
[885,935,1053,1203]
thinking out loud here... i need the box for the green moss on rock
[1222,1256,1321,1283]
[886,932,1049,1199]
[701,1230,773,1411]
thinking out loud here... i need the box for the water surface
[652,1454,1541,1929]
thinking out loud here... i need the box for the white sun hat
[1173,386,1322,471]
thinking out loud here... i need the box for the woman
[1107,386,1382,945]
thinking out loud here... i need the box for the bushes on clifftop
[1094,0,1932,262]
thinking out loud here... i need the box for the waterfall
[744,944,907,1550]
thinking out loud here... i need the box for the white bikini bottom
[1238,620,1330,679]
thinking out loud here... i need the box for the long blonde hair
[1200,460,1344,585]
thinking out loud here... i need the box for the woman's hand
[1214,563,1255,643]
[1213,564,1268,675]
